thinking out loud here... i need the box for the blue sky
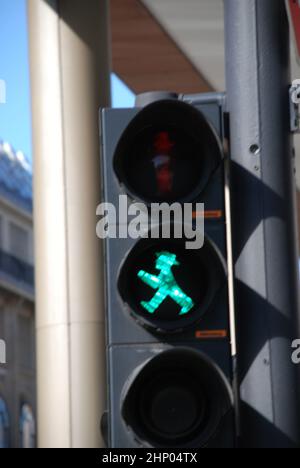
[0,0,31,159]
[111,74,135,109]
[0,0,135,163]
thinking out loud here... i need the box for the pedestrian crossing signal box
[100,92,236,448]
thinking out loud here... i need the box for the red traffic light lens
[113,100,223,204]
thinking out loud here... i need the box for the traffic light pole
[225,0,300,447]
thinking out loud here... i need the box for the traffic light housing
[100,92,236,448]
[113,99,221,204]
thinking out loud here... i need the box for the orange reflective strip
[192,210,223,220]
[195,330,228,339]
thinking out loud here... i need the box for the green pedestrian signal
[138,251,195,315]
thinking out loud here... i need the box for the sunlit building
[0,141,35,448]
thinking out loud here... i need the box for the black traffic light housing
[100,92,236,448]
[122,348,233,449]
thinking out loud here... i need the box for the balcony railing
[0,249,34,297]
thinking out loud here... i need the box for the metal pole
[225,0,300,448]
[27,0,111,448]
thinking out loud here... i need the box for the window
[19,403,35,448]
[0,308,4,339]
[18,315,34,370]
[0,397,9,448]
[0,216,3,250]
[9,223,29,262]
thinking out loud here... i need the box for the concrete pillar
[27,0,111,448]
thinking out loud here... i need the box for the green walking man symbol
[137,251,195,315]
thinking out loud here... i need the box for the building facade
[0,142,35,448]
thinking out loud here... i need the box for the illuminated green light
[137,252,195,315]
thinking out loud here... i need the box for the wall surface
[111,0,212,94]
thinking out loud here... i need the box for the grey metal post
[224,0,300,447]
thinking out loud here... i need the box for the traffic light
[100,92,236,448]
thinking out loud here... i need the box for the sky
[0,0,31,160]
[111,74,135,109]
[0,0,135,164]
